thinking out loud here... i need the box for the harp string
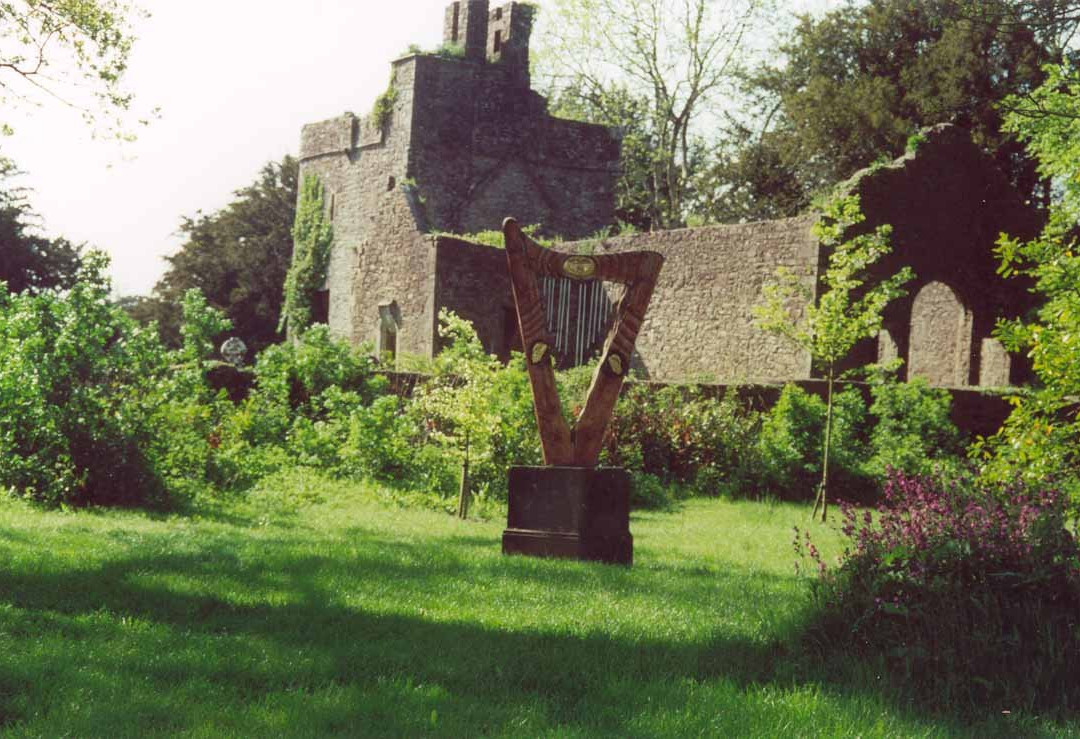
[538,277,612,366]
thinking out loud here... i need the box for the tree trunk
[812,368,835,523]
[457,431,470,520]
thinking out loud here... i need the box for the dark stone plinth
[502,466,632,565]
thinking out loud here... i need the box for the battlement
[443,1,534,84]
[443,0,488,61]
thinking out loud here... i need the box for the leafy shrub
[603,384,761,495]
[409,311,540,502]
[197,327,388,493]
[798,471,1080,712]
[253,325,384,416]
[866,376,963,478]
[0,253,169,507]
[340,395,421,483]
[629,472,679,509]
[757,384,871,502]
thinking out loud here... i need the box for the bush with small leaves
[756,383,872,503]
[797,471,1080,712]
[0,252,170,507]
[866,375,963,478]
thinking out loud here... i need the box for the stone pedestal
[502,466,632,565]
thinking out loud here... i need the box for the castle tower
[297,1,620,359]
[444,0,490,62]
[486,2,534,86]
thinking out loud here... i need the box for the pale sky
[2,0,837,297]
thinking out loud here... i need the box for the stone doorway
[908,281,972,386]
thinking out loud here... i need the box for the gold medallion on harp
[530,342,550,365]
[562,255,597,280]
[607,354,624,376]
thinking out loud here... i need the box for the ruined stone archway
[908,281,973,386]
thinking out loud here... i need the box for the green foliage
[371,85,398,134]
[409,310,541,502]
[0,251,168,507]
[714,0,1061,220]
[401,42,467,60]
[603,384,762,498]
[130,156,297,352]
[178,289,232,378]
[756,196,913,372]
[799,473,1080,713]
[866,375,963,478]
[905,132,928,154]
[0,157,84,294]
[537,0,771,230]
[434,42,467,59]
[0,0,144,137]
[435,223,554,249]
[548,82,684,231]
[280,175,333,338]
[980,63,1080,496]
[205,326,389,492]
[756,195,912,517]
[757,384,872,503]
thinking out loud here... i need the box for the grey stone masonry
[294,3,1040,389]
[444,1,490,62]
[297,1,618,358]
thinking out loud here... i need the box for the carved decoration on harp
[503,217,664,467]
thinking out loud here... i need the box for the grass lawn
[0,471,1075,737]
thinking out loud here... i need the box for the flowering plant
[797,470,1080,712]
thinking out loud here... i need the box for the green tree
[0,157,83,293]
[408,310,541,508]
[536,0,773,230]
[0,0,146,135]
[755,195,912,520]
[982,62,1080,492]
[280,174,332,338]
[0,250,169,506]
[133,156,297,353]
[710,0,1064,221]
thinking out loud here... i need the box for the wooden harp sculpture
[501,218,663,565]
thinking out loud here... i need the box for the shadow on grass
[0,525,1058,736]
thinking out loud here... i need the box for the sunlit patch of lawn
[0,471,1072,736]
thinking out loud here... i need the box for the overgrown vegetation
[977,62,1080,498]
[371,84,398,135]
[757,195,913,519]
[0,252,972,514]
[798,471,1080,713]
[434,223,557,249]
[278,175,333,338]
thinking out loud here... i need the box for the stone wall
[407,54,619,238]
[561,217,821,382]
[841,124,1042,386]
[296,5,1041,392]
[298,60,436,359]
[430,217,821,383]
[298,5,619,350]
[433,236,516,359]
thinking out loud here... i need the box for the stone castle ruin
[297,0,1040,388]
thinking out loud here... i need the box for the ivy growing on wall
[279,175,333,338]
[371,84,398,135]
